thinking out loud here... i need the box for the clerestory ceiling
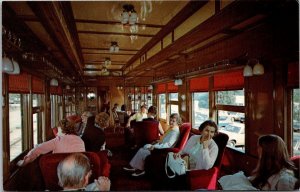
[3,0,281,87]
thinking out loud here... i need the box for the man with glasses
[123,113,181,177]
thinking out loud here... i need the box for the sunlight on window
[9,94,23,161]
[292,88,300,156]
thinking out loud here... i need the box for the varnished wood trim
[75,19,164,28]
[78,30,155,37]
[123,1,209,70]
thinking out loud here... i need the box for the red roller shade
[213,70,244,90]
[57,86,63,96]
[32,76,44,94]
[156,83,166,94]
[167,82,178,93]
[287,62,299,87]
[9,72,30,93]
[189,76,209,92]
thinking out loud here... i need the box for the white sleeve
[153,131,179,149]
[200,141,218,170]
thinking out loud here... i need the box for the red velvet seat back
[66,115,82,123]
[132,121,159,147]
[173,123,191,152]
[39,152,103,191]
[186,132,229,190]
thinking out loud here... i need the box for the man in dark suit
[81,112,109,152]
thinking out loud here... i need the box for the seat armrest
[186,167,219,190]
[151,148,180,155]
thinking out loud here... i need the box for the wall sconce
[253,60,264,75]
[2,55,20,74]
[66,85,71,90]
[148,85,153,90]
[117,86,123,90]
[243,59,264,77]
[50,78,59,86]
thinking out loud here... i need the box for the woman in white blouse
[174,120,219,170]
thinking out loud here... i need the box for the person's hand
[17,157,29,167]
[173,153,181,159]
[17,160,25,167]
[148,145,155,151]
[95,176,111,191]
[202,134,212,149]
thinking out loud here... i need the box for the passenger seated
[125,104,148,128]
[57,153,110,191]
[17,119,85,167]
[123,113,181,177]
[248,134,297,190]
[173,120,219,170]
[82,112,109,152]
[75,111,93,137]
[143,106,164,136]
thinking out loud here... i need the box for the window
[216,90,245,106]
[216,89,245,152]
[170,104,179,114]
[169,93,178,101]
[9,94,24,161]
[192,92,209,128]
[169,93,179,115]
[32,94,44,145]
[159,94,166,119]
[292,88,300,156]
[33,113,38,146]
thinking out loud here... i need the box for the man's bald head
[57,153,91,189]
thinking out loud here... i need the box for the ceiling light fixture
[50,78,59,86]
[109,41,119,53]
[104,57,111,67]
[121,4,138,25]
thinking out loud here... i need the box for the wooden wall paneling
[246,72,274,157]
[128,0,265,76]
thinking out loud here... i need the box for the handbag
[165,152,187,178]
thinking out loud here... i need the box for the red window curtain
[213,70,244,90]
[189,76,209,92]
[32,76,44,94]
[57,86,63,96]
[9,72,30,93]
[156,83,166,94]
[167,82,178,93]
[287,62,299,87]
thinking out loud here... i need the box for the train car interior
[2,0,299,190]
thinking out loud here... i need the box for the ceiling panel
[7,1,35,16]
[78,33,151,50]
[71,1,188,25]
[25,21,58,51]
[76,23,160,35]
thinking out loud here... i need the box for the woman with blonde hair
[249,134,297,190]
[17,119,85,167]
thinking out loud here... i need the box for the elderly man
[57,153,111,191]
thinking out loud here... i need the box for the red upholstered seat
[66,115,82,123]
[144,123,191,183]
[52,127,58,137]
[39,151,110,191]
[132,120,160,147]
[186,132,229,190]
